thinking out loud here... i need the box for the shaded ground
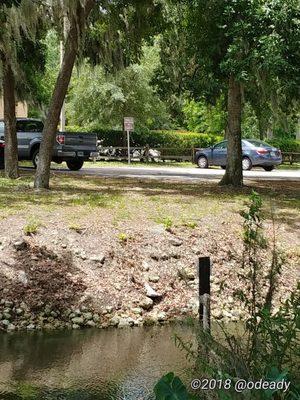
[0,170,299,330]
[0,243,85,312]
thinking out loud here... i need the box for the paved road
[60,165,300,182]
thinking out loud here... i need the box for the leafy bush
[154,373,195,400]
[267,138,300,153]
[134,130,223,149]
[66,125,223,150]
[182,97,227,135]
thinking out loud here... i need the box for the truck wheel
[66,159,84,171]
[32,149,40,168]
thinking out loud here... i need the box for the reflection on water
[0,324,195,400]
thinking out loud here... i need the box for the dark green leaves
[154,372,193,400]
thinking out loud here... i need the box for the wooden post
[198,257,211,331]
[144,144,150,162]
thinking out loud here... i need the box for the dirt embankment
[0,210,298,332]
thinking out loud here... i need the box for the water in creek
[0,324,196,400]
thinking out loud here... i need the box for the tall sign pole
[124,117,134,164]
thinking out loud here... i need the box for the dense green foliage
[182,97,227,135]
[66,43,169,130]
[28,30,59,118]
[267,138,300,152]
[152,0,300,139]
[67,125,222,150]
[154,372,194,400]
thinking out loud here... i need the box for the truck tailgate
[62,132,97,152]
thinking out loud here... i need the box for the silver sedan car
[195,139,282,171]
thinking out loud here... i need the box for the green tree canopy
[182,0,300,185]
[67,42,169,130]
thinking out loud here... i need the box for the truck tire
[66,159,84,171]
[32,148,40,168]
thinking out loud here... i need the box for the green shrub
[133,130,223,150]
[266,138,300,152]
[66,125,223,150]
[24,218,41,236]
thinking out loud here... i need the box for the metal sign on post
[124,117,134,164]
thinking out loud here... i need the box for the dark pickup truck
[0,118,98,170]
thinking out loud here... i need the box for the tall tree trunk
[34,0,95,189]
[220,76,243,187]
[2,56,19,179]
[254,106,270,140]
[258,119,264,140]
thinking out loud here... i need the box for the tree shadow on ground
[0,171,299,222]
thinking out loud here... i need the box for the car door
[19,120,43,159]
[212,141,227,166]
[16,120,33,159]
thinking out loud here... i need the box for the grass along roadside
[0,170,299,230]
[18,160,300,170]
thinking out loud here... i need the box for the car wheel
[197,155,208,168]
[221,165,226,169]
[263,166,274,172]
[242,157,252,171]
[32,149,40,168]
[66,159,84,171]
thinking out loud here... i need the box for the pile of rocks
[0,278,247,333]
[0,295,175,332]
[0,300,101,332]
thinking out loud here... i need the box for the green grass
[181,220,198,229]
[0,170,299,233]
[18,159,300,170]
[24,218,41,235]
[277,163,300,170]
[118,232,129,243]
[156,216,174,231]
[71,192,122,208]
[68,223,84,233]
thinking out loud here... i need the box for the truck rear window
[16,120,44,132]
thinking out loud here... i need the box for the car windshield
[245,139,272,148]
